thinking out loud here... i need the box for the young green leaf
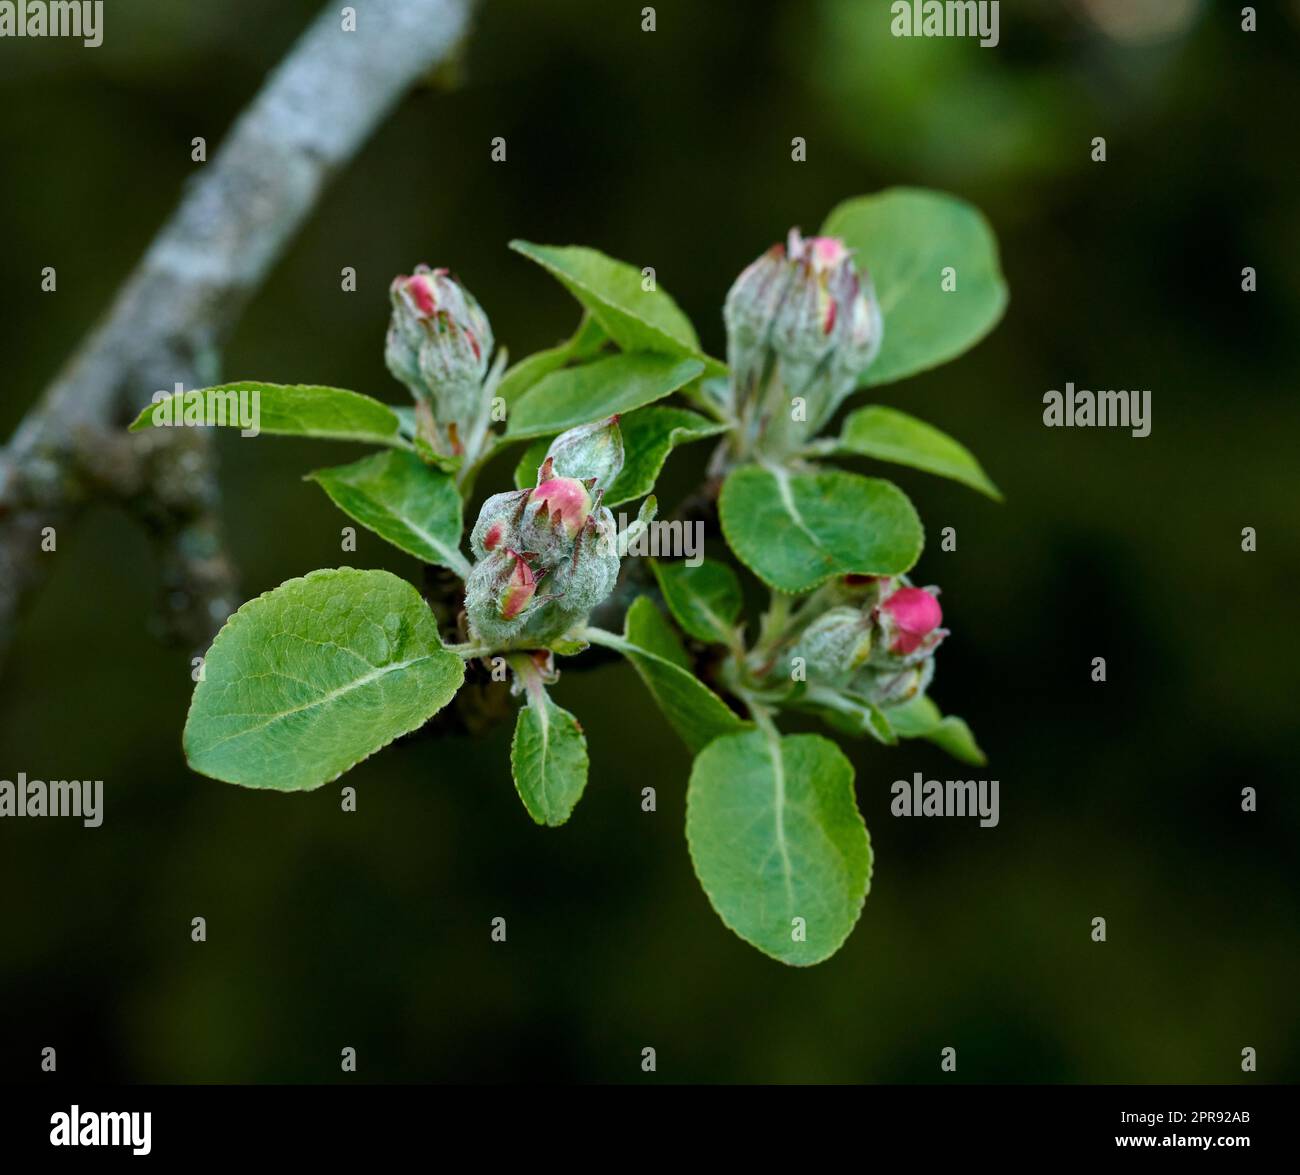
[496,313,609,405]
[183,569,465,791]
[505,353,705,440]
[836,405,1001,501]
[624,593,692,669]
[512,405,725,505]
[798,687,898,746]
[306,450,470,577]
[687,729,872,966]
[884,695,986,766]
[512,436,551,490]
[509,240,724,375]
[582,601,748,752]
[510,689,590,827]
[821,188,1008,387]
[128,383,406,446]
[606,407,727,506]
[719,465,923,594]
[650,558,743,647]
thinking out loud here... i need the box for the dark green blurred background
[2,0,1297,1083]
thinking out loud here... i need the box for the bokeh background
[2,0,1297,1083]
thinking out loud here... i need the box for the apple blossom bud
[539,508,620,620]
[878,585,943,656]
[787,607,874,687]
[766,578,948,715]
[498,550,538,620]
[469,488,529,558]
[384,264,495,458]
[527,476,594,542]
[465,547,541,645]
[539,416,624,492]
[724,243,793,401]
[464,417,628,648]
[852,656,936,708]
[418,310,490,419]
[723,229,883,456]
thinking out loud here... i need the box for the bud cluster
[464,418,625,648]
[723,229,883,458]
[784,576,947,708]
[385,265,496,461]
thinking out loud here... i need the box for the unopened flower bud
[851,656,936,708]
[469,488,529,558]
[498,549,538,620]
[545,509,620,617]
[465,548,541,646]
[724,244,794,400]
[724,229,883,456]
[539,416,624,492]
[418,310,490,413]
[527,476,594,542]
[878,586,943,656]
[384,265,495,458]
[787,606,873,687]
[464,417,629,649]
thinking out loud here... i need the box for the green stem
[578,625,633,655]
[755,588,792,650]
[505,651,547,704]
[799,437,839,460]
[736,687,781,739]
[445,640,492,660]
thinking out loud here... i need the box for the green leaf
[821,187,1008,387]
[607,407,726,506]
[885,695,987,766]
[650,558,743,646]
[719,465,923,593]
[496,313,610,405]
[837,405,1001,501]
[799,687,897,746]
[306,451,470,577]
[687,729,872,966]
[510,240,724,375]
[513,405,725,504]
[129,383,405,445]
[609,599,748,751]
[510,690,590,827]
[184,569,465,791]
[624,594,691,670]
[505,353,704,440]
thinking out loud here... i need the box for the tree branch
[0,0,474,667]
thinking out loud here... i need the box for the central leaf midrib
[769,466,822,551]
[197,652,435,754]
[763,727,796,910]
[534,694,553,813]
[336,475,467,575]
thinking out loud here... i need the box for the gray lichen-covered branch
[0,0,474,666]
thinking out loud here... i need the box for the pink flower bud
[469,488,528,558]
[880,586,943,655]
[384,265,495,458]
[498,550,538,620]
[528,476,594,541]
[401,271,439,317]
[805,235,850,273]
